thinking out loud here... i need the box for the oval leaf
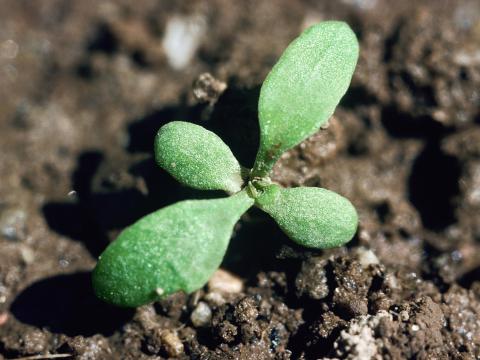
[252,21,359,177]
[93,191,253,307]
[155,121,243,193]
[255,185,358,249]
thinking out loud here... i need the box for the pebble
[190,301,212,327]
[0,312,8,326]
[208,269,243,294]
[0,209,26,241]
[0,39,19,59]
[160,330,184,357]
[356,247,380,267]
[205,291,226,306]
[399,310,409,322]
[193,73,227,104]
[20,245,35,264]
[162,15,206,70]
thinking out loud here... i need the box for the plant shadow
[37,83,298,321]
[42,84,262,259]
[221,207,305,283]
[10,272,134,337]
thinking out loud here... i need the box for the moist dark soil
[1,1,480,359]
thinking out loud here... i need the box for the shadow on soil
[10,272,134,337]
[381,106,461,231]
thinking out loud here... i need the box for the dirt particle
[160,330,184,358]
[216,321,238,343]
[204,291,227,306]
[355,247,380,267]
[190,301,212,328]
[20,329,49,355]
[193,72,227,104]
[208,269,243,294]
[295,257,329,300]
[65,335,112,360]
[0,313,7,327]
[234,297,259,324]
[318,312,346,338]
[0,209,27,241]
[334,311,391,360]
[331,255,372,317]
[399,310,409,321]
[0,40,19,60]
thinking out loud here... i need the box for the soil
[1,0,480,359]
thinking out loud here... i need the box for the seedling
[93,21,359,307]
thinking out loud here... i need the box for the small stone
[59,258,70,268]
[0,209,26,241]
[399,310,409,322]
[208,269,243,294]
[193,73,227,104]
[160,330,184,357]
[234,297,259,323]
[19,245,35,264]
[22,329,48,354]
[205,291,226,306]
[0,312,8,326]
[190,301,212,327]
[217,321,238,343]
[356,247,380,267]
[0,39,19,59]
[162,15,206,70]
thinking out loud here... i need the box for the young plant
[93,21,359,307]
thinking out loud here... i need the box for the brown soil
[1,0,480,359]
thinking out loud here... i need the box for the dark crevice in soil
[408,140,461,231]
[421,243,451,293]
[0,343,17,360]
[341,85,378,109]
[380,105,461,232]
[375,201,391,224]
[383,21,402,63]
[398,71,438,108]
[10,272,134,337]
[87,23,118,55]
[458,266,480,289]
[381,106,448,139]
[291,268,345,358]
[131,49,150,68]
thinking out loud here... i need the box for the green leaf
[155,121,244,193]
[252,21,359,177]
[255,184,358,249]
[92,190,253,307]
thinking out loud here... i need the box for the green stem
[251,147,281,178]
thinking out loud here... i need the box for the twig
[7,353,72,360]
